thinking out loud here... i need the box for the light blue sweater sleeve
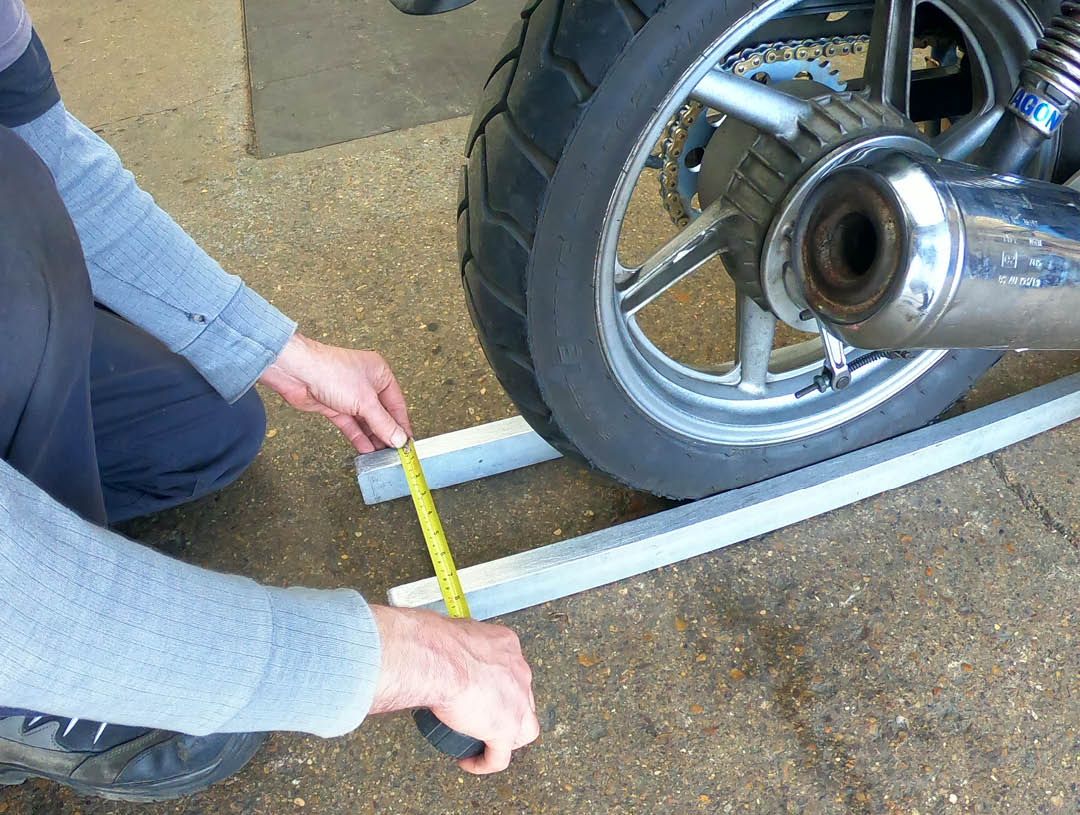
[0,459,382,737]
[13,100,296,402]
[4,99,383,737]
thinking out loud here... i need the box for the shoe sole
[0,732,267,802]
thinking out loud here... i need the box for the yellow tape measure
[398,441,486,759]
[398,441,471,620]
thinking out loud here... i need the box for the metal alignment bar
[356,416,560,504]
[387,373,1080,619]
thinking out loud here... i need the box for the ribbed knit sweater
[1,5,382,738]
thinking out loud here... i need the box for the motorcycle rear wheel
[459,0,1053,499]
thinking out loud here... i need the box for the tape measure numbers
[397,441,471,619]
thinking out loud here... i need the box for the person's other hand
[259,333,413,453]
[369,606,539,774]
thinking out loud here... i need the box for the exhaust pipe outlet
[794,151,1080,351]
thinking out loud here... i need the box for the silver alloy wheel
[595,0,1049,446]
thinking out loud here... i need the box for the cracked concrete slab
[990,424,1079,547]
[3,3,1078,814]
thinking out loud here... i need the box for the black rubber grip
[413,708,485,759]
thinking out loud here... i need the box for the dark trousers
[0,125,265,527]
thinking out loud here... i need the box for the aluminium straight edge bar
[386,372,1080,620]
[356,415,560,504]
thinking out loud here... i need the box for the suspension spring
[980,2,1080,171]
[1025,2,1080,108]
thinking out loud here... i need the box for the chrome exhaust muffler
[793,151,1080,351]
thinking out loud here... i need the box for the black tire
[459,0,1008,499]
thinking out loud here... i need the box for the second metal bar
[387,373,1080,619]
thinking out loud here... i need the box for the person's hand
[259,333,413,453]
[369,605,539,774]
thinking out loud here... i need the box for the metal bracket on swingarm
[794,319,851,398]
[357,374,1080,620]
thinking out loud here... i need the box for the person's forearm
[13,101,295,402]
[368,606,463,714]
[0,459,379,737]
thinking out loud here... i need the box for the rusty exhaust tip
[795,165,909,325]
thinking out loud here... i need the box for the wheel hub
[760,131,937,328]
[658,37,856,227]
[696,90,920,328]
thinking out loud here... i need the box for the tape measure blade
[398,443,472,619]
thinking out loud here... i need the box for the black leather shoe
[0,713,266,801]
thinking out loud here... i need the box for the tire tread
[460,0,654,462]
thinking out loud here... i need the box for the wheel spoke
[619,199,732,316]
[933,106,1004,160]
[864,0,916,115]
[690,69,812,139]
[735,295,777,393]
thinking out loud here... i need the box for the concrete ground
[3,2,1078,813]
